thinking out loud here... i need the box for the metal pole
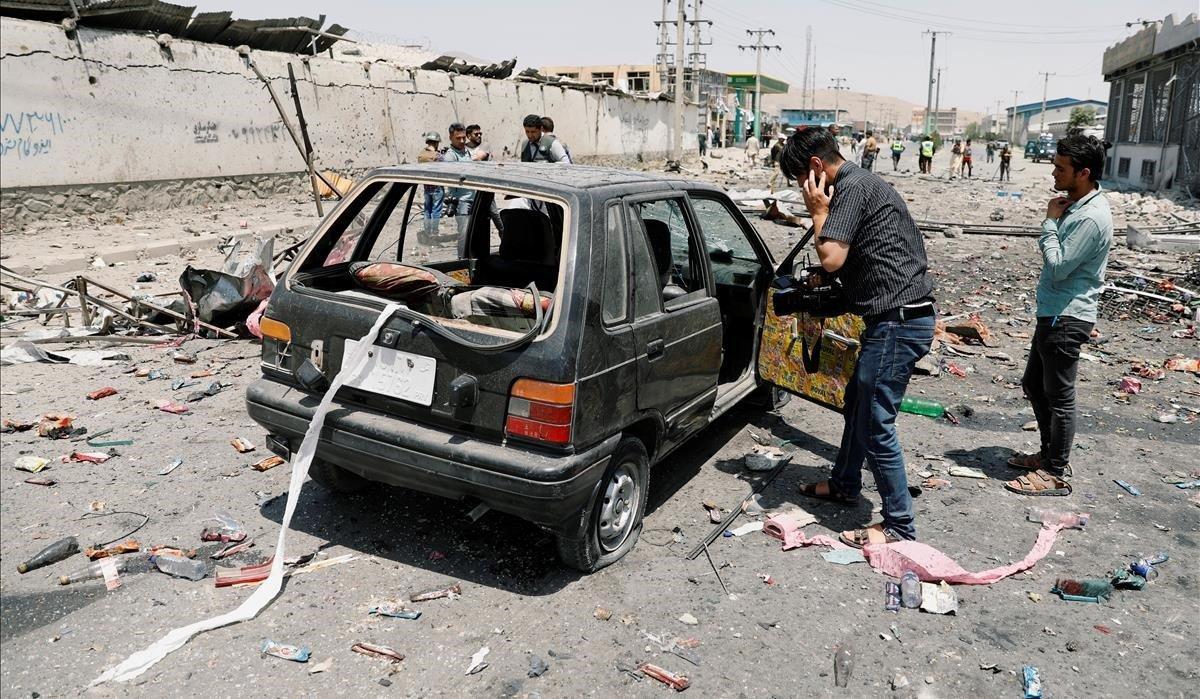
[934,67,942,136]
[923,31,938,135]
[672,0,685,160]
[1038,71,1055,133]
[1010,89,1020,145]
[754,36,763,142]
[287,63,324,217]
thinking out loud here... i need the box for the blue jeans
[830,314,935,540]
[423,186,444,220]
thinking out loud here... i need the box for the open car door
[756,228,864,412]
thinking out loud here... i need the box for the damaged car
[247,162,860,571]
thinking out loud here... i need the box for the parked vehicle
[247,163,855,571]
[1024,137,1055,163]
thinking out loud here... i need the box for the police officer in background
[779,126,936,547]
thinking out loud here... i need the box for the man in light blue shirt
[440,122,489,257]
[1006,134,1112,497]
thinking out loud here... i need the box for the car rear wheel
[308,457,370,494]
[556,436,648,573]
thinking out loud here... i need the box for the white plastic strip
[92,303,400,685]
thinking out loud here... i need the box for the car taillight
[505,379,575,445]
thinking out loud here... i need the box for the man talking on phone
[1004,134,1112,496]
[780,126,936,547]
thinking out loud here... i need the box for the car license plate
[343,339,436,406]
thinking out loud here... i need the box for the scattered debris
[351,642,405,663]
[465,646,490,675]
[261,640,311,663]
[639,663,690,691]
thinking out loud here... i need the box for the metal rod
[78,276,238,339]
[287,62,324,217]
[0,266,176,336]
[75,276,92,327]
[702,542,730,596]
[686,454,791,560]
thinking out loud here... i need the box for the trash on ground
[70,451,114,464]
[593,606,613,621]
[211,539,254,560]
[153,553,207,580]
[744,445,789,472]
[1051,578,1113,603]
[1022,664,1044,698]
[1026,508,1089,529]
[1113,479,1141,496]
[527,655,549,677]
[465,646,490,675]
[678,612,698,625]
[84,539,140,560]
[58,557,127,586]
[292,553,355,575]
[900,570,922,608]
[822,548,866,565]
[158,457,184,476]
[231,437,256,453]
[947,465,987,479]
[368,602,421,620]
[87,437,134,447]
[15,455,50,473]
[18,536,79,573]
[214,557,273,587]
[763,513,847,551]
[833,643,853,688]
[351,642,405,663]
[410,581,463,602]
[863,520,1065,584]
[251,455,286,472]
[308,657,333,674]
[261,639,311,663]
[639,662,690,691]
[87,387,119,400]
[24,476,57,486]
[38,414,75,439]
[156,400,190,414]
[919,581,958,614]
[727,521,763,537]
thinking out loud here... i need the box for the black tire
[556,437,649,573]
[748,383,792,411]
[308,457,369,494]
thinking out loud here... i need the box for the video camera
[771,264,848,318]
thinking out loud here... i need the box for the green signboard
[726,73,789,94]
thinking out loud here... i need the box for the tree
[1068,106,1097,129]
[964,121,983,140]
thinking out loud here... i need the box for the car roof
[365,162,712,195]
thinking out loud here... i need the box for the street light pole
[830,76,847,126]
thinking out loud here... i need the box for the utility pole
[802,26,812,110]
[656,0,672,92]
[830,76,848,126]
[863,93,872,132]
[739,29,780,142]
[1038,71,1055,133]
[1009,89,1020,145]
[921,30,947,136]
[933,68,942,136]
[672,0,685,159]
[994,99,1002,135]
[687,0,712,134]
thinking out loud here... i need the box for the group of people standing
[417,115,571,252]
[775,127,1113,545]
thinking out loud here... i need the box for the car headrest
[499,208,556,265]
[643,219,673,279]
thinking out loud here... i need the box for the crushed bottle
[1026,507,1089,529]
[18,536,79,574]
[900,570,922,608]
[833,643,853,688]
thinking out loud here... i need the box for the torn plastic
[179,237,276,332]
[91,303,400,685]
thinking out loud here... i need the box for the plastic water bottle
[900,571,922,608]
[1026,507,1089,530]
[833,643,853,688]
[58,558,126,585]
[899,397,945,418]
[152,554,207,581]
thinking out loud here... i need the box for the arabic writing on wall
[193,121,219,144]
[1,111,67,160]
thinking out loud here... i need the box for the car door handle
[646,339,665,360]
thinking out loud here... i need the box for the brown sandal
[839,524,900,549]
[1006,453,1072,477]
[798,480,858,504]
[1004,469,1072,496]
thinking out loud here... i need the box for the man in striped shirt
[781,126,936,547]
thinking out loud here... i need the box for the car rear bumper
[245,378,617,531]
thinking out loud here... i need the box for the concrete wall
[1107,143,1180,190]
[0,17,689,227]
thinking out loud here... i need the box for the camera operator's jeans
[830,314,935,540]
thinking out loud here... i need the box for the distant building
[1004,98,1107,144]
[540,64,660,92]
[779,108,847,128]
[1102,12,1199,193]
[911,108,959,136]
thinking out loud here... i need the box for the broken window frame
[1143,67,1173,144]
[1120,75,1145,143]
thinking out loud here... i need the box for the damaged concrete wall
[0,16,686,227]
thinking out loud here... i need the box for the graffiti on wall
[1,111,66,160]
[230,123,285,145]
[193,121,219,144]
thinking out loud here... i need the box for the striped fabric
[817,162,935,317]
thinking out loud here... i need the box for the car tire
[556,436,649,573]
[308,457,370,494]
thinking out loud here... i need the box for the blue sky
[197,0,1190,112]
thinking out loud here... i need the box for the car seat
[474,208,560,290]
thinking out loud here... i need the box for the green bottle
[899,396,944,418]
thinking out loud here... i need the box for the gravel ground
[1,149,1197,697]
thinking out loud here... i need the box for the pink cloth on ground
[763,513,849,551]
[862,523,1063,585]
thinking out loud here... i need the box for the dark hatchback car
[247,163,860,571]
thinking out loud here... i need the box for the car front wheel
[556,436,649,572]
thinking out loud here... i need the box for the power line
[738,29,781,142]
